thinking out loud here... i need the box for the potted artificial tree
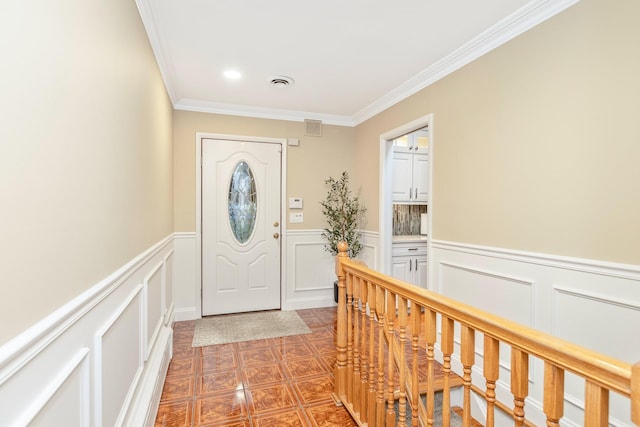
[320,171,366,302]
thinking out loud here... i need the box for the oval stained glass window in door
[228,161,257,243]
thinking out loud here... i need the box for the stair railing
[333,242,640,427]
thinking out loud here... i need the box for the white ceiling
[136,0,576,126]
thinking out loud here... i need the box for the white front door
[202,138,281,316]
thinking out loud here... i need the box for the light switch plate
[290,212,304,223]
[289,197,303,209]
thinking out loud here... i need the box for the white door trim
[195,132,288,318]
[378,114,433,286]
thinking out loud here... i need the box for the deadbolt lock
[273,221,279,227]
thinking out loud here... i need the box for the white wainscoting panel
[163,250,174,324]
[553,286,640,427]
[431,239,640,427]
[359,231,379,271]
[144,262,164,362]
[95,286,143,427]
[172,232,198,321]
[285,230,336,310]
[16,349,90,426]
[284,230,378,310]
[173,230,379,314]
[0,235,175,427]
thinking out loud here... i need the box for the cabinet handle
[409,259,412,271]
[415,188,418,199]
[409,187,412,199]
[415,259,418,271]
[408,248,418,251]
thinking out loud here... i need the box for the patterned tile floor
[154,307,357,427]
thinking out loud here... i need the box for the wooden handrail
[339,255,631,396]
[334,242,638,426]
[633,362,640,424]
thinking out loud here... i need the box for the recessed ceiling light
[224,70,242,79]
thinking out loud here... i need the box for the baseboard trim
[125,326,172,427]
[174,307,199,322]
[283,297,336,311]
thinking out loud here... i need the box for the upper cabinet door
[391,126,430,203]
[413,128,429,153]
[413,153,429,203]
[391,152,413,202]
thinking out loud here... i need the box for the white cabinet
[391,242,427,288]
[391,152,429,203]
[392,128,429,153]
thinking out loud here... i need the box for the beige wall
[173,111,356,231]
[0,0,174,345]
[355,0,640,265]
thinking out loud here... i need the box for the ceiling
[136,0,574,126]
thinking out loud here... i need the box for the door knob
[273,233,280,239]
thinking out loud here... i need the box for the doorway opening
[379,114,433,286]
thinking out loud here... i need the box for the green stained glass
[228,161,257,243]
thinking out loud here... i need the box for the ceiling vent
[268,75,294,88]
[304,119,322,137]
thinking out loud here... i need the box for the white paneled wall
[431,240,640,427]
[284,230,378,310]
[171,230,379,316]
[0,236,175,427]
[172,232,198,321]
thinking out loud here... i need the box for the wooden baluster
[386,291,397,427]
[441,316,454,427]
[367,281,377,426]
[461,325,475,427]
[397,296,408,427]
[584,380,609,427]
[352,276,361,414]
[360,280,369,422]
[511,348,529,427]
[424,308,437,427]
[334,242,348,400]
[483,336,500,427]
[346,271,355,405]
[633,362,640,425]
[543,362,564,427]
[376,285,386,425]
[410,304,421,427]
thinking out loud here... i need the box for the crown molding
[174,99,356,127]
[138,0,579,127]
[351,0,580,126]
[135,0,178,104]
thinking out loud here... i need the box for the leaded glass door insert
[228,161,257,243]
